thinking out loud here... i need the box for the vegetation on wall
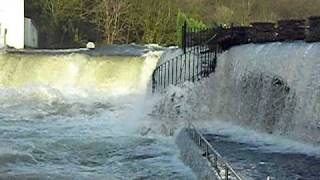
[25,0,320,48]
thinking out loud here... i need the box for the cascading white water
[212,42,320,144]
[154,42,320,146]
[0,51,160,97]
[145,42,320,180]
[0,47,196,180]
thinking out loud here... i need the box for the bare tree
[83,0,131,44]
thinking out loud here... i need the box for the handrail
[152,22,222,93]
[187,122,243,180]
[152,48,217,93]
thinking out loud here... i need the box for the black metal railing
[152,22,220,93]
[182,21,217,54]
[152,47,217,93]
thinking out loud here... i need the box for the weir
[0,46,202,180]
[151,20,320,179]
[0,47,160,97]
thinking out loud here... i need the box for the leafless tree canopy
[25,0,320,48]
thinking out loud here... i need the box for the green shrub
[176,10,207,47]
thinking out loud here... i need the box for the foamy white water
[154,42,320,146]
[150,42,320,179]
[0,46,195,180]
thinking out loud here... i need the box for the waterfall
[154,42,320,145]
[0,50,160,98]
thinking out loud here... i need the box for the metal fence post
[152,71,156,93]
[4,28,7,48]
[182,21,187,54]
[205,144,209,158]
[214,154,218,169]
[225,166,229,180]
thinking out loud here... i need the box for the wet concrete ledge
[175,129,218,180]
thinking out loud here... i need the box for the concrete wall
[176,129,218,180]
[24,18,38,48]
[0,0,24,49]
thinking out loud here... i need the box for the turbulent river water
[0,45,196,180]
[1,42,320,180]
[154,42,320,180]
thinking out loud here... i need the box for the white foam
[151,42,320,155]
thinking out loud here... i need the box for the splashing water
[150,42,320,179]
[155,42,320,145]
[0,47,196,180]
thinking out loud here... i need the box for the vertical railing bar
[186,26,188,49]
[210,52,212,74]
[161,65,163,90]
[225,166,229,180]
[196,53,199,80]
[208,52,211,74]
[214,154,218,169]
[192,28,194,47]
[201,28,203,47]
[152,71,155,93]
[176,56,178,85]
[207,51,209,77]
[156,69,159,92]
[171,59,174,84]
[188,52,191,81]
[201,52,203,78]
[187,26,189,49]
[164,63,166,89]
[158,68,160,92]
[166,62,168,88]
[216,47,218,71]
[192,52,195,82]
[160,66,162,90]
[206,144,209,158]
[154,68,159,92]
[179,54,182,82]
[212,52,214,72]
[183,21,187,54]
[204,53,206,77]
[161,65,164,89]
[167,61,170,87]
[208,52,210,76]
[205,52,207,77]
[192,28,197,52]
[211,52,214,72]
[191,28,193,51]
[184,54,187,81]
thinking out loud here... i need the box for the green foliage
[176,10,206,47]
[25,0,320,48]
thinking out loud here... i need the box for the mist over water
[0,47,195,180]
